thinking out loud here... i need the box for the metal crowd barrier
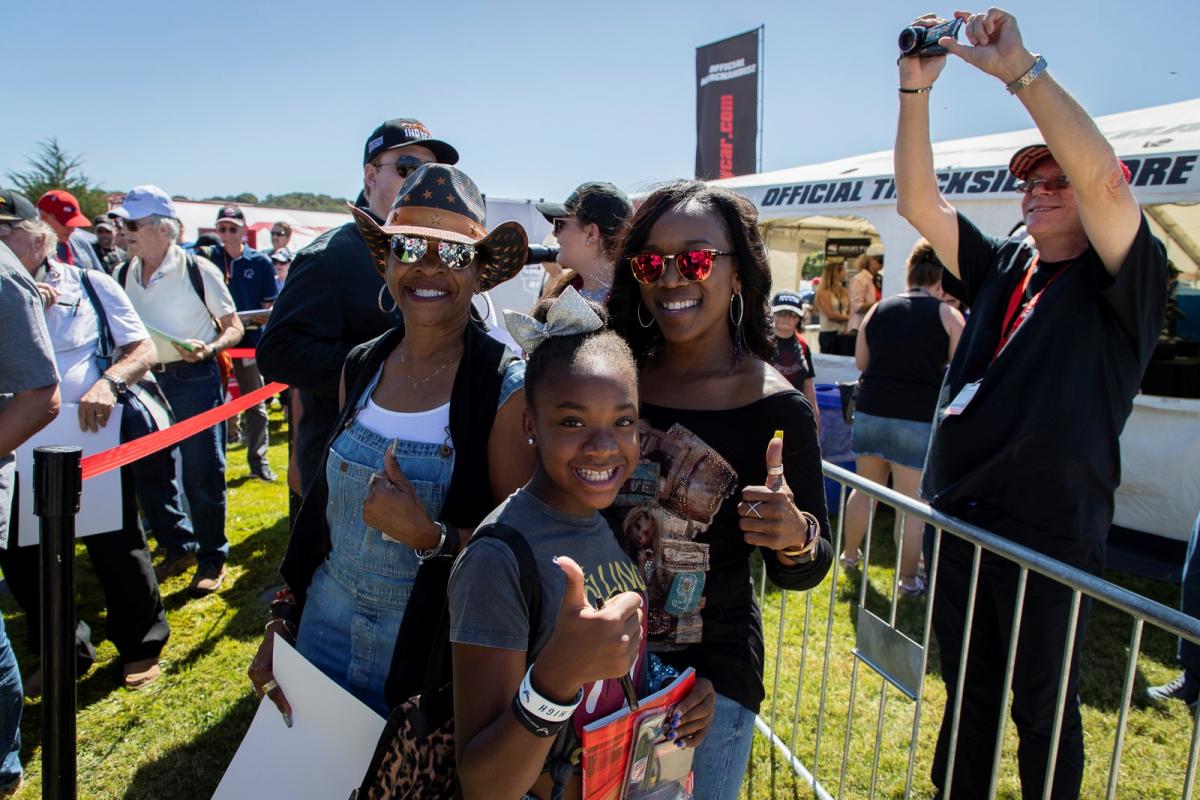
[747,461,1200,800]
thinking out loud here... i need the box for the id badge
[943,380,981,417]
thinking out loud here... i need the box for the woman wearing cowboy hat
[248,164,537,717]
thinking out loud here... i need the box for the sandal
[839,550,862,571]
[123,658,161,690]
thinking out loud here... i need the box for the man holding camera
[894,9,1167,799]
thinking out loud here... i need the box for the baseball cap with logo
[0,189,37,223]
[216,205,246,226]
[111,185,178,220]
[363,118,459,166]
[771,292,805,315]
[92,215,115,231]
[37,189,91,227]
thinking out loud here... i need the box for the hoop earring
[729,291,744,327]
[377,284,397,314]
[636,302,655,329]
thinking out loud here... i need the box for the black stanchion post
[34,445,81,800]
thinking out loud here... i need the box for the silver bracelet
[518,664,582,724]
[414,521,448,563]
[1006,54,1047,95]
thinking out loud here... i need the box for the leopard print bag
[352,524,541,800]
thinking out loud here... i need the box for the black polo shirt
[921,213,1168,541]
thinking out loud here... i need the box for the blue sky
[4,0,1197,206]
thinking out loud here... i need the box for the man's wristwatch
[101,372,128,396]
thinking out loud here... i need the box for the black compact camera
[898,17,962,57]
[525,245,561,265]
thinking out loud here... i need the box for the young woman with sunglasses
[607,181,832,799]
[248,165,537,718]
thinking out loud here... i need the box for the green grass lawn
[1,413,1194,798]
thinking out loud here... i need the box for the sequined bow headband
[503,286,604,354]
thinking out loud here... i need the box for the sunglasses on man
[390,234,477,270]
[1016,175,1070,194]
[271,230,288,237]
[377,155,427,180]
[114,217,155,232]
[217,225,242,234]
[628,249,731,285]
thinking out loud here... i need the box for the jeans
[295,418,453,716]
[232,357,270,471]
[154,361,228,567]
[123,391,194,556]
[926,507,1103,800]
[0,614,21,791]
[1180,513,1200,679]
[690,691,755,800]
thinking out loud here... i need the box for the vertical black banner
[695,28,760,180]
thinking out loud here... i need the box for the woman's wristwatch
[780,511,821,563]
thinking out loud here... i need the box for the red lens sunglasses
[628,249,731,285]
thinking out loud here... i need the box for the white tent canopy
[716,96,1200,297]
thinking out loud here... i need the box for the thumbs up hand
[362,444,443,551]
[738,430,815,556]
[531,556,643,703]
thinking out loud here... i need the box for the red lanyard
[992,254,1070,361]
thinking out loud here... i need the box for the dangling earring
[636,301,655,329]
[377,284,397,314]
[729,291,745,365]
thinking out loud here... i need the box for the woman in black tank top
[840,241,965,595]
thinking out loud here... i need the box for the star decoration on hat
[423,190,433,199]
[436,177,447,186]
[446,195,455,204]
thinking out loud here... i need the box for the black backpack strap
[78,269,116,367]
[116,260,131,290]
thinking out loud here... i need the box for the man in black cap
[894,9,1168,799]
[535,182,631,303]
[92,215,126,275]
[257,118,458,495]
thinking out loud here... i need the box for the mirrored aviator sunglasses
[390,234,477,270]
[628,249,730,285]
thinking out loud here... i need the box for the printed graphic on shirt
[773,336,814,389]
[610,422,737,647]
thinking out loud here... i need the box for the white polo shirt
[120,245,236,364]
[35,259,148,404]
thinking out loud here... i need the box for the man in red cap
[36,189,102,273]
[894,9,1168,800]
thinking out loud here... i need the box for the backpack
[352,523,542,800]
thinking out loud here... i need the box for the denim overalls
[295,360,524,716]
[295,367,454,715]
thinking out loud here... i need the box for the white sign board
[213,636,387,800]
[14,403,123,547]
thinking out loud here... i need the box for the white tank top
[357,398,453,447]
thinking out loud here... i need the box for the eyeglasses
[217,225,241,234]
[271,230,287,237]
[115,217,151,232]
[390,234,476,270]
[551,217,576,236]
[377,155,426,180]
[1016,175,1071,194]
[628,249,731,285]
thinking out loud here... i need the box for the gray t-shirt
[0,243,60,547]
[449,488,645,728]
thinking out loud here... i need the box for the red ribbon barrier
[80,380,287,481]
[225,348,257,359]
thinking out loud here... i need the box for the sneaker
[251,464,278,482]
[154,552,197,583]
[1147,672,1200,706]
[839,549,862,572]
[189,562,227,597]
[899,575,927,596]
